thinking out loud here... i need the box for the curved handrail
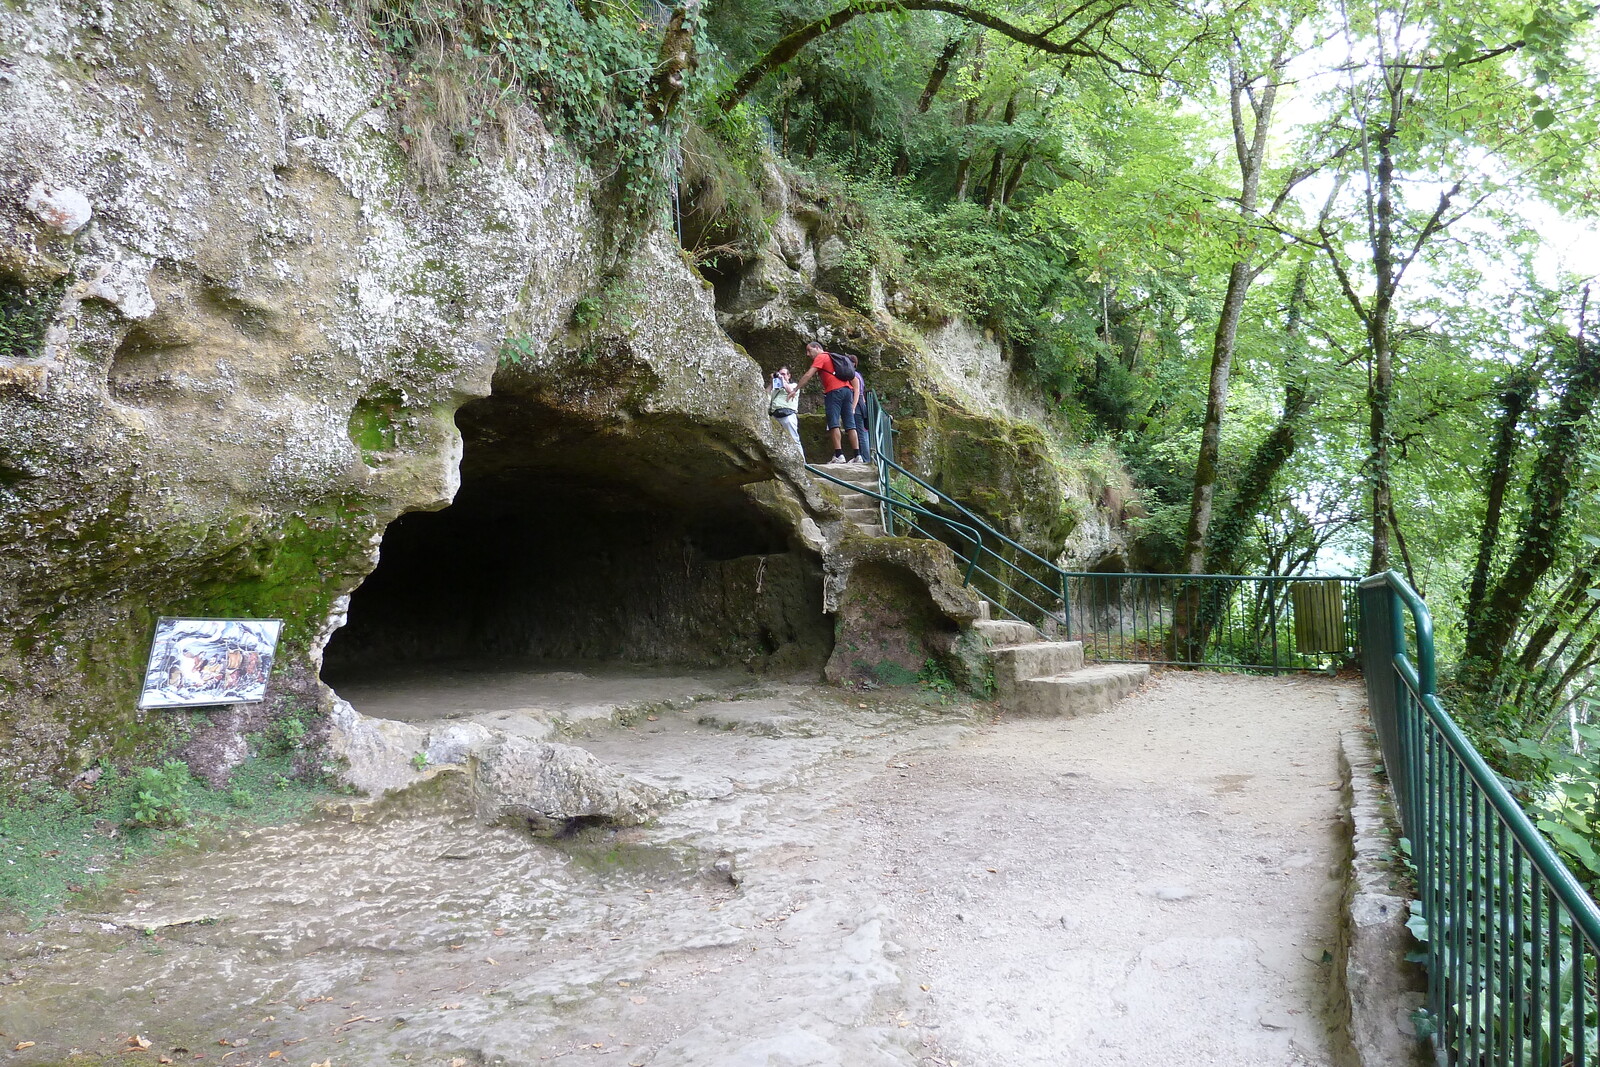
[805,463,986,586]
[879,451,1065,577]
[1360,570,1436,694]
[862,390,1067,623]
[1363,569,1600,954]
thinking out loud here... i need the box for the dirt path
[0,672,1362,1066]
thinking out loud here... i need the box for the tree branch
[717,0,1147,112]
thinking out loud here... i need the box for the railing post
[1267,580,1281,675]
[1061,572,1071,637]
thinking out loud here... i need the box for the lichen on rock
[0,0,835,791]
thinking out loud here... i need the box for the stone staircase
[807,462,885,537]
[808,463,1150,716]
[970,601,1149,718]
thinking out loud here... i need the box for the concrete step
[1007,664,1150,718]
[990,641,1085,698]
[970,619,1037,646]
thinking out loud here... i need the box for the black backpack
[828,351,857,381]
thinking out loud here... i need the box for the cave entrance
[321,386,832,716]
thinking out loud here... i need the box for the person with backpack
[768,366,802,448]
[851,366,873,464]
[793,341,862,464]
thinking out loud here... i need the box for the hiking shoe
[827,454,848,465]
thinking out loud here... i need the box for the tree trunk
[917,35,963,112]
[951,40,984,200]
[1179,48,1280,576]
[982,92,1017,208]
[1179,267,1316,658]
[894,35,964,176]
[1464,366,1537,624]
[999,145,1033,204]
[1366,123,1398,577]
[1464,335,1600,676]
[646,5,700,124]
[1171,46,1281,663]
[1512,548,1600,679]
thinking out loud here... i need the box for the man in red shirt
[792,341,862,464]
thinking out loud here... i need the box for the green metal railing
[847,392,1358,671]
[806,463,986,587]
[1066,570,1360,671]
[1363,570,1600,1064]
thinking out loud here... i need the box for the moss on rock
[822,535,981,690]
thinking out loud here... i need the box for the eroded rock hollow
[324,375,833,679]
[0,0,1133,793]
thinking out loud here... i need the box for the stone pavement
[0,671,1366,1066]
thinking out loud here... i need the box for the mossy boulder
[822,535,982,688]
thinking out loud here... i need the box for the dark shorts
[824,386,855,430]
[853,403,873,458]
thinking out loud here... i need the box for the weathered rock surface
[822,536,982,686]
[1336,731,1430,1066]
[0,0,825,786]
[0,0,1127,792]
[0,674,1366,1067]
[326,698,663,830]
[713,166,1138,573]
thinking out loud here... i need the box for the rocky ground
[0,671,1363,1066]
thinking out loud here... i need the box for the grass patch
[0,754,334,922]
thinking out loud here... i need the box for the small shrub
[411,751,430,771]
[257,714,309,757]
[917,657,957,699]
[125,761,193,830]
[500,334,539,365]
[0,278,67,361]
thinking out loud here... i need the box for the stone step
[844,507,880,525]
[853,524,886,538]
[976,600,992,621]
[1007,664,1150,718]
[814,463,879,485]
[990,641,1085,698]
[970,619,1037,646]
[834,489,872,509]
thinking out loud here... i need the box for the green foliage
[0,277,66,361]
[126,761,194,830]
[917,656,957,697]
[570,294,606,331]
[1497,723,1600,885]
[411,751,430,771]
[870,660,921,687]
[799,168,1101,391]
[678,108,772,264]
[499,334,538,364]
[367,0,705,218]
[0,755,334,920]
[254,711,310,758]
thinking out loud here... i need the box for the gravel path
[0,672,1362,1066]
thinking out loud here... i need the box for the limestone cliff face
[0,0,1125,791]
[0,0,833,787]
[713,166,1138,573]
